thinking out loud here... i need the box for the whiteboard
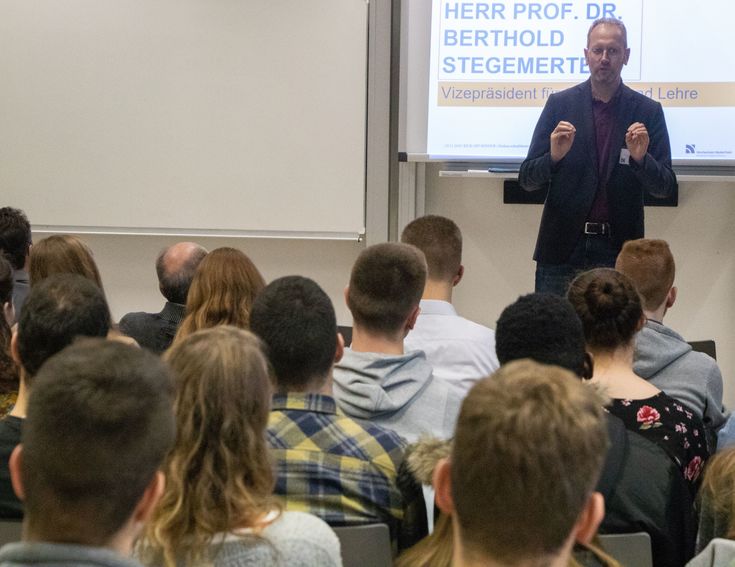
[0,0,368,238]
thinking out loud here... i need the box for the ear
[343,285,350,308]
[582,352,595,380]
[131,470,166,525]
[636,313,646,333]
[9,445,25,501]
[433,457,454,516]
[10,331,21,366]
[573,492,605,545]
[666,286,677,309]
[2,302,14,327]
[623,47,631,65]
[452,265,464,287]
[405,304,421,332]
[335,332,345,364]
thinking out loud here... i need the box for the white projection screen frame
[0,0,369,238]
[400,0,735,166]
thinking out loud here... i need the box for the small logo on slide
[685,144,696,154]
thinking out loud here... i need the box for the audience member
[0,340,174,567]
[171,247,265,346]
[695,447,735,556]
[568,268,709,491]
[0,257,19,417]
[119,242,207,354]
[250,276,427,551]
[141,326,341,567]
[401,215,498,395]
[0,207,31,321]
[333,243,462,442]
[29,234,105,292]
[0,274,111,518]
[27,234,135,345]
[495,292,697,566]
[433,360,608,567]
[616,238,727,440]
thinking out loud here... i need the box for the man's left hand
[625,122,649,163]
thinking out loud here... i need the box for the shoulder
[622,84,664,114]
[263,512,342,566]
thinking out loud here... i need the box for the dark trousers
[534,235,618,296]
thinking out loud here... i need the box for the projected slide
[426,0,735,162]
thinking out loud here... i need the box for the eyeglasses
[589,47,624,58]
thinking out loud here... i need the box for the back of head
[347,242,427,335]
[0,207,31,271]
[18,273,111,378]
[699,446,735,540]
[150,326,273,565]
[451,360,608,564]
[29,235,104,292]
[155,242,208,305]
[250,276,337,392]
[21,339,175,545]
[495,293,586,376]
[400,215,461,282]
[567,268,642,351]
[176,247,265,341]
[615,238,675,311]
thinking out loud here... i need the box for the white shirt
[405,299,499,395]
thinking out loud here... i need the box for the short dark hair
[250,276,337,391]
[17,273,111,378]
[0,207,31,270]
[22,339,175,545]
[155,244,208,305]
[347,243,426,335]
[452,360,607,563]
[567,268,643,350]
[400,215,462,282]
[495,293,586,376]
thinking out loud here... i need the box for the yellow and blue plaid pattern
[267,393,409,536]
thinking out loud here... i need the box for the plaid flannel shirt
[267,393,426,548]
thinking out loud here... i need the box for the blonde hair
[698,447,735,543]
[29,235,104,293]
[173,247,265,345]
[143,326,276,567]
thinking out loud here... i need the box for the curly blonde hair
[172,247,265,346]
[142,326,276,567]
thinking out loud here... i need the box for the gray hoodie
[333,348,462,443]
[634,320,728,433]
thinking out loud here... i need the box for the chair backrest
[689,340,717,360]
[0,520,22,546]
[598,532,653,567]
[331,523,392,567]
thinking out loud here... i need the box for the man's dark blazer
[119,301,185,354]
[519,79,677,265]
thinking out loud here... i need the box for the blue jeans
[535,236,618,296]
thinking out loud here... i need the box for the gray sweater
[634,320,728,433]
[333,348,462,443]
[0,542,143,567]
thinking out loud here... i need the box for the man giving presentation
[519,18,676,295]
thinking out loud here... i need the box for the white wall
[423,165,735,407]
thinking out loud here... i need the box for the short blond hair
[451,360,608,564]
[615,239,675,311]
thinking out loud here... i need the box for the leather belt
[584,222,611,236]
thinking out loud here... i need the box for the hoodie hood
[634,320,691,379]
[333,348,434,420]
